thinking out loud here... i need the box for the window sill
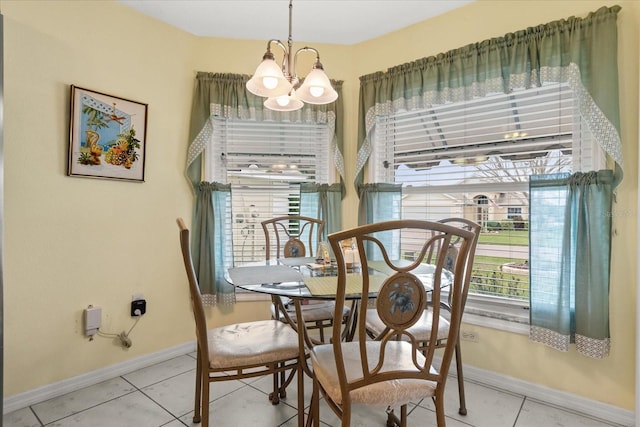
[462,312,529,335]
[463,297,530,335]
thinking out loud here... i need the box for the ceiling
[116,0,474,45]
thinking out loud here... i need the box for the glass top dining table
[226,256,451,301]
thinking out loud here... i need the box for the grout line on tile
[136,385,194,421]
[513,395,526,427]
[29,406,44,427]
[38,390,141,426]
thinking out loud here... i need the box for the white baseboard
[3,341,196,414]
[4,342,634,426]
[459,362,635,426]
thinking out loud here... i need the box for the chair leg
[193,348,202,423]
[296,363,304,427]
[282,365,299,395]
[434,389,446,426]
[342,402,351,427]
[455,340,467,415]
[279,369,286,398]
[386,406,404,427]
[386,408,397,427]
[271,365,281,405]
[400,404,407,427]
[311,377,320,427]
[318,321,325,343]
[201,371,210,427]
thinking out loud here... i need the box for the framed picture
[68,85,148,182]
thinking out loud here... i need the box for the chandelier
[246,0,338,112]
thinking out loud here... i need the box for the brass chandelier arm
[293,47,323,86]
[246,0,337,110]
[265,39,292,80]
[265,43,323,88]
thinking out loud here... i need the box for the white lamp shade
[264,91,304,111]
[296,68,338,104]
[246,58,293,98]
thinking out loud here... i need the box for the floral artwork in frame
[68,85,148,182]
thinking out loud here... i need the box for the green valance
[186,72,345,190]
[356,5,622,190]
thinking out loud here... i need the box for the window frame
[205,117,333,271]
[369,83,607,323]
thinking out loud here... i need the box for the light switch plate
[84,306,101,336]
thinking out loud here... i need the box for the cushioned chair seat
[311,341,437,407]
[209,320,300,370]
[365,308,450,342]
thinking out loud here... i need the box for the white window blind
[206,118,330,264]
[372,83,606,304]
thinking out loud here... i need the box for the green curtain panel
[185,72,344,302]
[192,182,235,305]
[300,183,343,241]
[357,183,402,226]
[356,5,622,190]
[357,183,402,260]
[529,171,614,358]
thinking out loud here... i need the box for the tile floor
[3,352,626,427]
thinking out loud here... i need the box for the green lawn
[470,254,529,301]
[477,230,528,246]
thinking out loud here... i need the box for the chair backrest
[328,220,476,392]
[176,218,210,362]
[261,215,325,259]
[436,218,481,309]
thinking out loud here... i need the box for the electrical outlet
[461,330,479,343]
[131,294,146,317]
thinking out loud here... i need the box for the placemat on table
[277,257,317,267]
[367,260,435,275]
[303,274,387,296]
[228,265,303,286]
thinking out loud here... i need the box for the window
[371,83,605,315]
[206,118,331,264]
[507,207,522,220]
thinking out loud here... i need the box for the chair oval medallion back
[376,272,427,331]
[261,215,324,259]
[284,237,306,258]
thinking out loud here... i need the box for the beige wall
[1,0,277,396]
[2,0,637,412]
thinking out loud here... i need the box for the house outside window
[474,195,489,230]
[371,83,605,320]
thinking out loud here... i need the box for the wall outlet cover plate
[131,299,146,316]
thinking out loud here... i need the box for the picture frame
[68,85,148,182]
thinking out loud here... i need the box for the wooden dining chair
[310,220,476,427]
[364,217,481,416]
[261,215,348,343]
[176,218,303,426]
